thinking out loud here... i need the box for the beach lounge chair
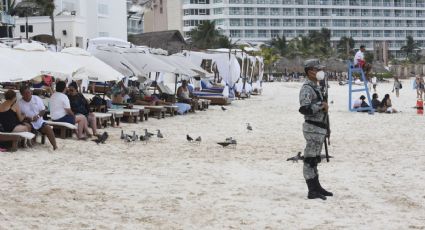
[0,132,36,152]
[45,121,77,139]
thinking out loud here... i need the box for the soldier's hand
[322,102,329,112]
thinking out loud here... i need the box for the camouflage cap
[303,59,326,70]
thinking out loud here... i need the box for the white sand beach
[1,80,424,229]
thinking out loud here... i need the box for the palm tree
[400,36,419,61]
[260,46,280,80]
[189,21,221,49]
[337,36,355,59]
[270,35,287,56]
[32,0,55,42]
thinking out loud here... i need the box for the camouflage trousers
[303,131,326,180]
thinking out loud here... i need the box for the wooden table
[131,105,150,122]
[164,105,178,116]
[107,110,124,126]
[93,112,112,128]
[144,106,166,119]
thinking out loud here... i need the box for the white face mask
[316,71,325,81]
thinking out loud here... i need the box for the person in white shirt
[371,76,377,92]
[353,45,372,80]
[50,81,88,140]
[18,85,57,150]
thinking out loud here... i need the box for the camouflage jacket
[299,79,327,134]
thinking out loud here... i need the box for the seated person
[371,93,382,110]
[380,94,398,113]
[111,81,130,104]
[67,82,98,137]
[0,90,31,133]
[356,95,370,112]
[134,89,172,106]
[18,86,58,150]
[50,81,89,140]
[176,80,194,104]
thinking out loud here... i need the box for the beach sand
[0,80,424,229]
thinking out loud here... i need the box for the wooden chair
[0,132,36,152]
[45,121,77,139]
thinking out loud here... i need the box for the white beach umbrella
[154,55,197,77]
[0,55,40,82]
[3,43,83,79]
[89,45,142,78]
[122,48,178,75]
[60,47,125,82]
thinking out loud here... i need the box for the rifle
[321,78,331,162]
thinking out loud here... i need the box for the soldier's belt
[305,120,327,130]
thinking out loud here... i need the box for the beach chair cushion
[0,131,35,140]
[45,121,77,130]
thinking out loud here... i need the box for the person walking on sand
[392,77,402,98]
[298,59,333,200]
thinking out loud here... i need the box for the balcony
[0,12,15,25]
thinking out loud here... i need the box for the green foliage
[373,72,393,79]
[270,35,287,56]
[189,21,221,49]
[260,47,280,73]
[336,36,355,60]
[364,52,374,64]
[400,36,419,60]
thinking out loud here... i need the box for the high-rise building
[12,0,127,48]
[180,0,425,58]
[0,0,15,38]
[127,0,145,35]
[143,0,183,33]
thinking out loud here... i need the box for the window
[245,19,254,26]
[230,30,241,37]
[257,19,267,27]
[98,3,108,16]
[258,30,267,38]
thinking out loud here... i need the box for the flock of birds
[91,106,253,149]
[120,129,163,143]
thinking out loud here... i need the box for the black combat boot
[315,176,333,197]
[306,179,326,200]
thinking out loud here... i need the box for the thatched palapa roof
[128,30,187,54]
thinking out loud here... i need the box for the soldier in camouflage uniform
[299,59,333,200]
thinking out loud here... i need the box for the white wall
[13,0,127,48]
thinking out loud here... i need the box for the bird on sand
[221,106,227,111]
[247,123,253,131]
[120,130,125,140]
[156,129,164,139]
[187,134,193,142]
[195,136,202,144]
[286,152,303,163]
[93,132,108,144]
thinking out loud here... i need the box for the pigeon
[125,134,132,143]
[131,131,138,142]
[195,136,202,144]
[93,132,108,144]
[217,141,236,148]
[225,137,237,144]
[187,134,193,142]
[156,129,163,139]
[247,123,253,131]
[217,142,232,147]
[140,135,146,142]
[225,137,233,142]
[221,106,227,111]
[286,152,334,163]
[144,129,154,137]
[120,130,125,140]
[286,152,303,163]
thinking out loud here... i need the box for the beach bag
[399,83,402,89]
